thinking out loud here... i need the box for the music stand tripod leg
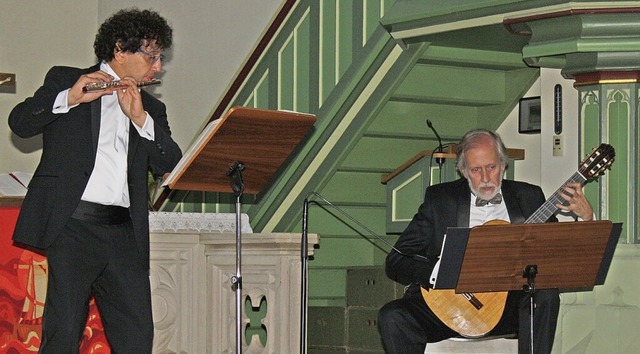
[228,161,245,354]
[523,264,537,354]
[300,196,310,354]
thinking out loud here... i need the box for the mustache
[469,181,501,200]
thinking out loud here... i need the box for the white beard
[469,180,502,201]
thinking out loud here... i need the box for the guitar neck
[524,171,587,224]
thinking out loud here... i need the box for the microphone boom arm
[426,119,445,166]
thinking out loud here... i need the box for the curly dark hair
[94,8,173,62]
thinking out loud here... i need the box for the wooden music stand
[432,220,622,354]
[160,106,316,354]
[161,106,316,194]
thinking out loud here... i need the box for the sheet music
[429,233,447,287]
[162,118,222,187]
[0,172,32,197]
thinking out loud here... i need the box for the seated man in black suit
[378,129,594,354]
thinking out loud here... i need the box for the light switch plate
[553,135,563,157]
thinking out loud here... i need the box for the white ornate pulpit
[148,212,318,354]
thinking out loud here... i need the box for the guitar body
[420,288,508,338]
[421,219,510,338]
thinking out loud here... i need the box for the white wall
[498,68,582,221]
[1,0,284,173]
[538,69,581,199]
[0,0,99,173]
[497,78,542,187]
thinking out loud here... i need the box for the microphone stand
[228,161,245,354]
[300,195,310,354]
[426,119,445,168]
[523,264,538,354]
[299,193,431,353]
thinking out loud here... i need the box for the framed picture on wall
[519,97,541,134]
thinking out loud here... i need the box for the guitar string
[525,172,586,224]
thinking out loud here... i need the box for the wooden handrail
[381,145,525,184]
[208,0,298,123]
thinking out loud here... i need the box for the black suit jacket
[385,177,556,296]
[8,64,182,269]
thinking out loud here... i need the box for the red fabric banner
[0,207,110,353]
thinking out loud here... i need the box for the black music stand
[432,221,622,354]
[161,106,316,354]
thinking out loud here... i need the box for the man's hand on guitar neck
[556,182,594,221]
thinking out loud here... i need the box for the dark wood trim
[380,149,455,185]
[208,0,298,123]
[380,145,525,185]
[572,70,640,86]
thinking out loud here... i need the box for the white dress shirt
[469,190,510,227]
[52,62,155,207]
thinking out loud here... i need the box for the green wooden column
[505,8,640,244]
[574,73,639,243]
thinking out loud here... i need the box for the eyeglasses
[136,48,165,64]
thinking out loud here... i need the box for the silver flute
[82,78,162,92]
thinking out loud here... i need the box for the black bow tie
[475,193,502,207]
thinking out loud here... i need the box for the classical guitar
[421,143,615,338]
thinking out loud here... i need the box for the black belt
[71,200,130,225]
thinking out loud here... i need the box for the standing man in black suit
[378,129,594,354]
[8,8,182,353]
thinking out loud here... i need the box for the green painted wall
[161,0,540,305]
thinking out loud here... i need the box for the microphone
[426,119,444,166]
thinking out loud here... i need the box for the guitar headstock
[579,143,615,180]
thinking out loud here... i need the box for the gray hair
[456,129,509,173]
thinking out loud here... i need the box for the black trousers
[38,212,153,354]
[378,288,560,354]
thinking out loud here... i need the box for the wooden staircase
[160,0,540,328]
